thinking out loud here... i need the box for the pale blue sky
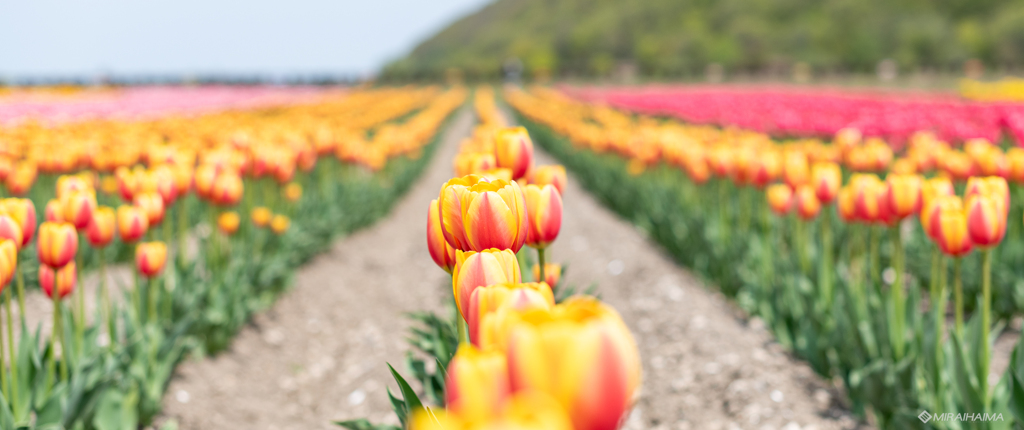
[0,0,491,79]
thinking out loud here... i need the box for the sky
[0,0,492,79]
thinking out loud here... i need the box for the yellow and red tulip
[44,199,64,223]
[116,205,149,243]
[0,239,16,287]
[966,192,1007,248]
[444,344,511,420]
[61,190,97,230]
[135,241,168,278]
[783,151,809,188]
[794,185,821,220]
[211,172,244,206]
[766,184,793,215]
[0,198,37,247]
[439,176,528,253]
[86,206,116,248]
[452,248,522,319]
[750,150,782,188]
[0,215,24,253]
[935,202,973,257]
[133,192,165,226]
[532,263,562,287]
[467,282,554,346]
[40,262,76,300]
[883,173,923,220]
[523,184,562,249]
[810,161,841,204]
[37,222,77,268]
[427,199,457,274]
[494,127,535,180]
[410,392,573,430]
[531,165,567,195]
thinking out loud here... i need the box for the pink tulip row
[564,85,1024,148]
[0,86,338,126]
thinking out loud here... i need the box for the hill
[382,0,1024,80]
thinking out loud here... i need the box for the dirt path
[157,106,863,430]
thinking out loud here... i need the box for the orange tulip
[935,203,973,257]
[40,262,76,300]
[883,173,923,220]
[251,207,272,228]
[194,164,218,200]
[86,206,116,247]
[531,165,567,195]
[468,282,554,346]
[135,241,168,278]
[133,192,165,226]
[532,263,562,287]
[0,198,37,247]
[270,215,290,235]
[283,182,302,202]
[44,199,64,223]
[479,296,641,430]
[750,150,782,189]
[56,174,93,200]
[810,162,841,204]
[837,186,856,222]
[427,199,457,274]
[922,195,961,240]
[523,184,562,249]
[37,222,77,268]
[794,185,821,220]
[766,184,793,215]
[851,174,885,223]
[438,175,528,253]
[494,127,535,180]
[1007,148,1024,183]
[115,166,142,202]
[211,172,244,206]
[452,248,521,319]
[5,163,36,196]
[966,193,1007,248]
[218,211,240,235]
[116,205,149,243]
[61,190,97,230]
[444,345,511,421]
[0,215,23,253]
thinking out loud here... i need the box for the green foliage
[384,0,1024,81]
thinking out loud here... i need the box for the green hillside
[383,0,1024,80]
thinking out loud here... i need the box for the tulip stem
[178,197,189,266]
[954,257,964,340]
[819,210,832,308]
[718,180,729,243]
[869,226,880,294]
[4,289,17,414]
[930,252,947,403]
[794,216,809,276]
[99,248,113,342]
[890,225,905,361]
[457,316,469,345]
[981,248,992,411]
[537,248,546,284]
[0,302,8,405]
[148,278,158,325]
[14,265,24,327]
[75,238,84,355]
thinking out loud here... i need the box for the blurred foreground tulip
[410,392,573,430]
[0,240,15,287]
[766,184,793,215]
[40,262,76,300]
[270,215,290,235]
[444,345,511,420]
[0,216,23,253]
[468,282,554,345]
[532,263,561,287]
[810,162,841,204]
[44,199,64,223]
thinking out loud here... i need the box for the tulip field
[0,85,463,429]
[505,85,1024,429]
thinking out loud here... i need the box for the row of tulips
[508,85,1024,429]
[565,85,1024,148]
[961,79,1024,103]
[342,88,640,430]
[0,86,465,430]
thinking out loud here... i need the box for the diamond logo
[919,411,932,423]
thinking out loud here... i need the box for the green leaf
[387,363,424,425]
[93,388,139,430]
[952,333,984,414]
[334,418,400,430]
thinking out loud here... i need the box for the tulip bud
[794,185,821,220]
[884,173,923,220]
[427,199,457,274]
[468,282,554,346]
[116,205,149,243]
[251,207,272,228]
[966,193,1007,248]
[283,182,302,202]
[40,262,76,300]
[851,174,885,222]
[439,176,528,253]
[270,215,290,235]
[766,184,793,215]
[523,184,562,249]
[218,211,240,236]
[37,222,77,269]
[87,206,116,248]
[133,192,165,226]
[531,165,567,195]
[935,203,973,257]
[481,297,641,430]
[810,162,841,204]
[452,249,522,319]
[135,241,167,278]
[0,198,37,247]
[494,127,535,180]
[783,151,809,188]
[44,199,64,223]
[0,215,23,253]
[444,345,511,421]
[532,263,562,287]
[61,190,97,231]
[0,240,16,287]
[750,150,782,189]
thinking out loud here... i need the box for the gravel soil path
[155,106,865,430]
